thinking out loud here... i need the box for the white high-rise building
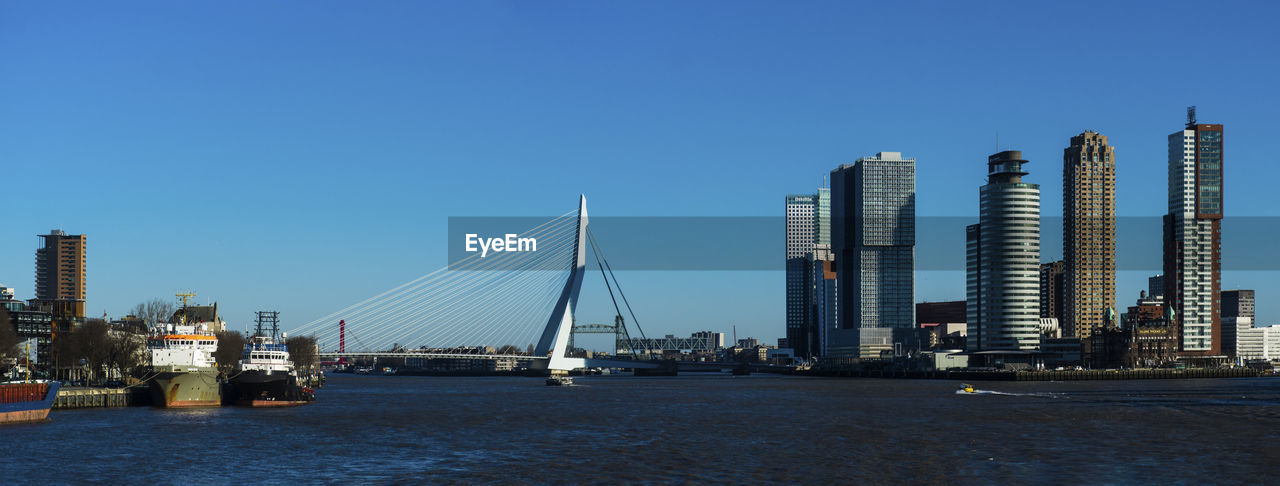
[785,193,817,357]
[1163,110,1223,356]
[967,151,1041,353]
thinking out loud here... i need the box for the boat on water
[545,375,573,386]
[0,381,60,425]
[147,322,222,408]
[957,383,977,394]
[146,294,224,408]
[229,311,314,407]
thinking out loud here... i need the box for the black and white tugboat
[229,311,315,407]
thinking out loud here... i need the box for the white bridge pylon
[533,194,589,371]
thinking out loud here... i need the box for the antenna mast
[175,291,196,324]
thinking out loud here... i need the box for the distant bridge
[298,195,663,372]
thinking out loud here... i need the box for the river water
[6,374,1279,484]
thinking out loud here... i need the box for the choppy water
[6,374,1280,484]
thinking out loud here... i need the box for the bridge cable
[587,228,653,355]
[586,227,634,355]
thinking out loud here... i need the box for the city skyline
[3,2,1280,343]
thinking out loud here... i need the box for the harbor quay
[52,387,133,409]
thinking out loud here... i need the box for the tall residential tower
[967,151,1041,355]
[1163,108,1223,357]
[34,230,87,318]
[1063,131,1117,339]
[831,152,916,358]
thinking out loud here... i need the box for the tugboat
[229,311,315,407]
[147,293,221,408]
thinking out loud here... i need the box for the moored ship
[229,311,314,407]
[0,381,60,425]
[147,293,222,409]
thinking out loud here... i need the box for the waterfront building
[785,193,817,358]
[1237,325,1280,361]
[34,230,86,319]
[1038,261,1065,322]
[1221,290,1255,358]
[0,298,53,369]
[830,152,916,358]
[966,151,1041,357]
[1063,131,1117,340]
[1163,109,1224,358]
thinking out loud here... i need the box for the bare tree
[105,326,146,381]
[130,298,177,327]
[285,335,318,373]
[78,319,113,384]
[53,325,81,381]
[214,330,246,374]
[0,308,19,372]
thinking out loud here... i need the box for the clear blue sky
[2,1,1278,347]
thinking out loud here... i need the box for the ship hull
[230,371,314,407]
[149,369,221,408]
[0,382,60,425]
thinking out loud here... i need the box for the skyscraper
[1163,108,1223,357]
[785,194,815,357]
[34,229,87,318]
[831,152,915,358]
[811,244,837,357]
[967,151,1041,355]
[1038,260,1065,322]
[1063,131,1117,339]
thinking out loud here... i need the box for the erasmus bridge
[287,195,666,372]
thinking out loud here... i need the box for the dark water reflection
[7,375,1279,484]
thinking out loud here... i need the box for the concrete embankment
[801,367,1267,381]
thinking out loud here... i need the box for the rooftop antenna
[1187,106,1197,127]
